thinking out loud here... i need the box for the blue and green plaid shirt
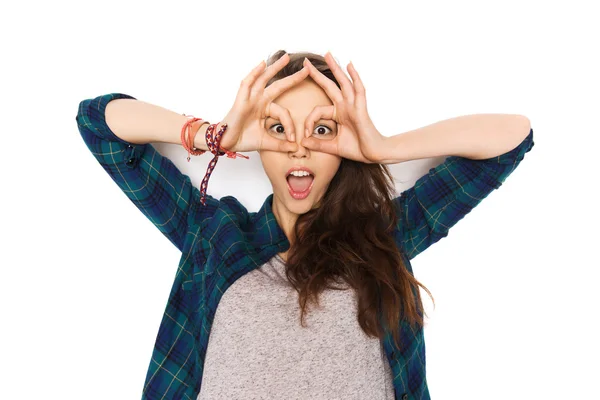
[76,93,534,400]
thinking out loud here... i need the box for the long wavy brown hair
[265,50,435,350]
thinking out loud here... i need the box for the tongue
[287,175,313,192]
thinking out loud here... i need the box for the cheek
[320,155,342,179]
[259,153,283,182]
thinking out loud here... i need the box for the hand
[300,52,386,164]
[218,53,309,153]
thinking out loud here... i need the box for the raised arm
[387,115,534,260]
[75,93,220,252]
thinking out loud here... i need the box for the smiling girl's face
[258,78,342,231]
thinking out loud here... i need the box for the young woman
[75,50,534,400]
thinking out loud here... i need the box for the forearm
[378,113,531,165]
[105,98,211,151]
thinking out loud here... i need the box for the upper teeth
[289,170,311,177]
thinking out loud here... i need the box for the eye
[313,125,333,136]
[268,123,286,135]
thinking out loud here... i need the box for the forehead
[271,79,333,113]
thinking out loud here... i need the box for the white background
[1,0,598,399]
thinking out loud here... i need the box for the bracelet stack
[181,114,249,206]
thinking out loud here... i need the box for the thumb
[301,137,337,155]
[264,135,299,153]
[301,136,320,149]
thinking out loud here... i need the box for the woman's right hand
[216,53,310,153]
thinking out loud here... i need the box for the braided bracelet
[180,114,249,206]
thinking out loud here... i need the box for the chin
[283,195,314,214]
[278,185,320,213]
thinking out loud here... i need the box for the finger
[304,105,335,138]
[301,136,338,155]
[253,53,290,92]
[262,134,299,153]
[238,60,266,101]
[347,61,366,109]
[269,102,297,142]
[302,58,343,104]
[263,66,310,101]
[324,51,355,102]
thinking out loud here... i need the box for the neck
[272,195,298,247]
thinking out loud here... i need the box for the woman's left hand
[300,52,386,164]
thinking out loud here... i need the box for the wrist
[214,120,235,150]
[192,122,210,152]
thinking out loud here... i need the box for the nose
[290,127,309,157]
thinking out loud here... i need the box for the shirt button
[125,145,137,167]
[401,394,408,400]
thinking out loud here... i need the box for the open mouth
[286,172,315,200]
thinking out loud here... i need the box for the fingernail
[291,133,296,142]
[305,128,309,137]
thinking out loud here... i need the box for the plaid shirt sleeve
[394,128,534,260]
[75,92,218,252]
